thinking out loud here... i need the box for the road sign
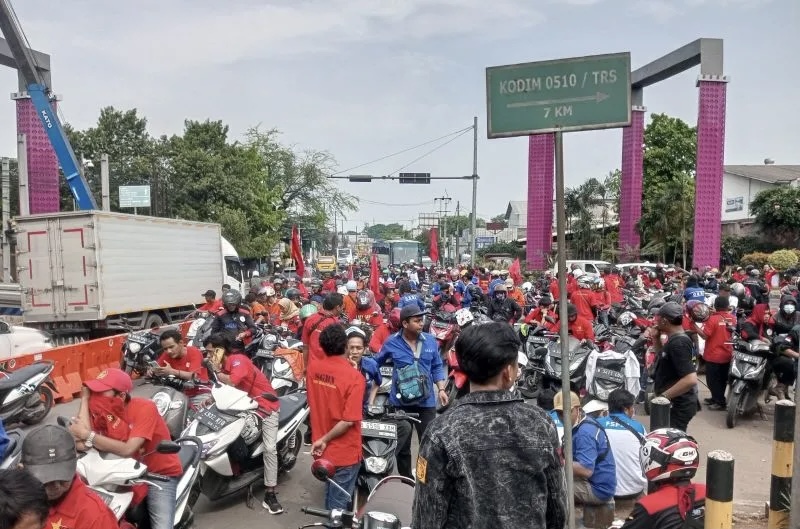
[399,173,431,184]
[486,52,631,138]
[475,236,496,249]
[119,185,151,208]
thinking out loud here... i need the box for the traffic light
[399,172,431,184]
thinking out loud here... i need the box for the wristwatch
[85,431,96,448]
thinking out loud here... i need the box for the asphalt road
[25,380,783,528]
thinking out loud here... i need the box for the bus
[371,239,421,268]
[336,247,354,268]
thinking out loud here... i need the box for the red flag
[509,258,522,285]
[429,228,439,264]
[347,264,354,280]
[370,253,380,298]
[290,225,305,278]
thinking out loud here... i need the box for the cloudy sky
[0,0,796,232]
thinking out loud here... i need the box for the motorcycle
[726,335,772,429]
[183,360,308,501]
[62,415,202,529]
[0,428,24,469]
[517,326,556,399]
[250,326,305,396]
[0,360,56,426]
[542,334,593,395]
[354,407,420,510]
[301,458,415,529]
[428,309,459,360]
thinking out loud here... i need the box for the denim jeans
[324,462,360,511]
[148,476,179,529]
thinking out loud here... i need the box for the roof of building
[505,200,527,219]
[724,165,800,184]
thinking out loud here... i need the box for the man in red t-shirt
[302,293,344,365]
[70,368,181,529]
[154,328,210,407]
[198,289,223,313]
[547,304,595,341]
[693,296,735,409]
[307,324,365,511]
[203,333,284,514]
[369,308,401,353]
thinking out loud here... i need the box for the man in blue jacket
[375,305,448,478]
[397,280,426,311]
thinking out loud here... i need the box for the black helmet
[285,288,300,301]
[567,303,578,318]
[355,290,372,311]
[221,289,242,309]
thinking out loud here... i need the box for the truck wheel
[144,313,165,329]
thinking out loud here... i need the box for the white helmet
[346,280,358,292]
[577,277,593,289]
[261,286,276,297]
[522,281,533,293]
[618,311,635,327]
[572,268,585,278]
[252,270,260,277]
[455,308,474,328]
[337,285,349,295]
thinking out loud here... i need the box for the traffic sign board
[119,185,151,208]
[399,173,431,184]
[486,52,631,138]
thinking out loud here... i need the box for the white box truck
[13,211,243,338]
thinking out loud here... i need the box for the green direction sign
[118,185,151,208]
[486,52,631,138]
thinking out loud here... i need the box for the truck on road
[14,211,243,339]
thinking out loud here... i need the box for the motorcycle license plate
[528,337,548,344]
[362,421,397,440]
[736,352,761,365]
[380,367,394,377]
[196,408,228,432]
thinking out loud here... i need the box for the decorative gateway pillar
[618,107,646,261]
[693,75,728,269]
[526,133,554,270]
[13,93,60,214]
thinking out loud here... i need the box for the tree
[750,186,800,245]
[489,213,508,228]
[366,223,410,240]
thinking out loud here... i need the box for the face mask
[783,305,796,315]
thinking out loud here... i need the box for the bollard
[768,400,795,529]
[649,396,671,431]
[705,450,734,529]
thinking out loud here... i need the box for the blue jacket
[573,418,617,501]
[375,331,446,408]
[0,419,8,458]
[358,357,382,412]
[488,278,504,296]
[683,287,705,303]
[455,281,472,308]
[431,281,443,297]
[398,293,425,311]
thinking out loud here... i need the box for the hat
[202,289,216,298]
[582,399,609,415]
[504,278,514,287]
[399,305,428,322]
[21,425,77,484]
[658,302,684,321]
[553,390,580,411]
[491,270,501,276]
[84,368,133,393]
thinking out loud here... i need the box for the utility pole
[454,201,460,263]
[434,196,451,264]
[470,116,478,267]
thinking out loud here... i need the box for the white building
[721,165,800,235]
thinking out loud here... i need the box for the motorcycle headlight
[365,456,388,474]
[152,392,171,416]
[272,359,293,379]
[201,439,219,458]
[127,342,142,353]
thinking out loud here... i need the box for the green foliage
[768,249,799,270]
[366,223,411,240]
[750,186,800,244]
[721,235,779,265]
[740,252,771,268]
[477,241,524,259]
[489,214,508,227]
[565,174,616,259]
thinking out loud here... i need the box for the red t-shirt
[605,274,624,304]
[45,477,120,529]
[307,355,365,467]
[570,289,595,321]
[569,316,595,341]
[157,345,209,396]
[223,354,279,413]
[702,312,735,363]
[128,398,183,476]
[199,299,223,313]
[301,312,340,363]
[549,279,561,302]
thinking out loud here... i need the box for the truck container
[14,211,230,337]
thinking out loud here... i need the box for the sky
[0,0,797,234]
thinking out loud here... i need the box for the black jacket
[487,297,522,322]
[411,390,567,529]
[211,307,257,340]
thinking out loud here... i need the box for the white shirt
[597,413,647,497]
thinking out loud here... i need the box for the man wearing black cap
[650,302,699,431]
[375,304,447,477]
[198,289,222,313]
[21,424,119,529]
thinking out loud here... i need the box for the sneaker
[263,492,283,514]
[303,431,312,446]
[703,397,715,405]
[708,403,726,411]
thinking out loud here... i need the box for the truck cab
[0,320,53,358]
[221,237,245,293]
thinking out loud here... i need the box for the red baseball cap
[84,368,133,393]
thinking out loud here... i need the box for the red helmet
[640,428,700,483]
[355,290,373,311]
[388,308,402,331]
[687,301,710,323]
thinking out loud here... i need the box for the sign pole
[554,129,575,529]
[470,115,478,267]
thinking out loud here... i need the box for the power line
[386,128,472,176]
[332,125,473,175]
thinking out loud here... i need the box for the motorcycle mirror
[156,440,181,454]
[262,392,279,402]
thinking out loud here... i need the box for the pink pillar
[15,96,60,214]
[526,133,554,269]
[619,107,645,261]
[693,77,728,269]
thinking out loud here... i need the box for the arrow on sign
[506,92,609,109]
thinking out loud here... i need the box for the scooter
[726,335,772,429]
[250,325,305,396]
[0,360,56,425]
[354,407,420,510]
[0,428,25,469]
[428,309,459,360]
[182,360,308,501]
[300,458,415,529]
[518,326,556,399]
[59,417,202,528]
[542,335,593,395]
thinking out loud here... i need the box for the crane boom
[0,0,97,210]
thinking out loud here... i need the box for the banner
[290,225,305,278]
[429,228,440,264]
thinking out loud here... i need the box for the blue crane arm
[0,0,97,210]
